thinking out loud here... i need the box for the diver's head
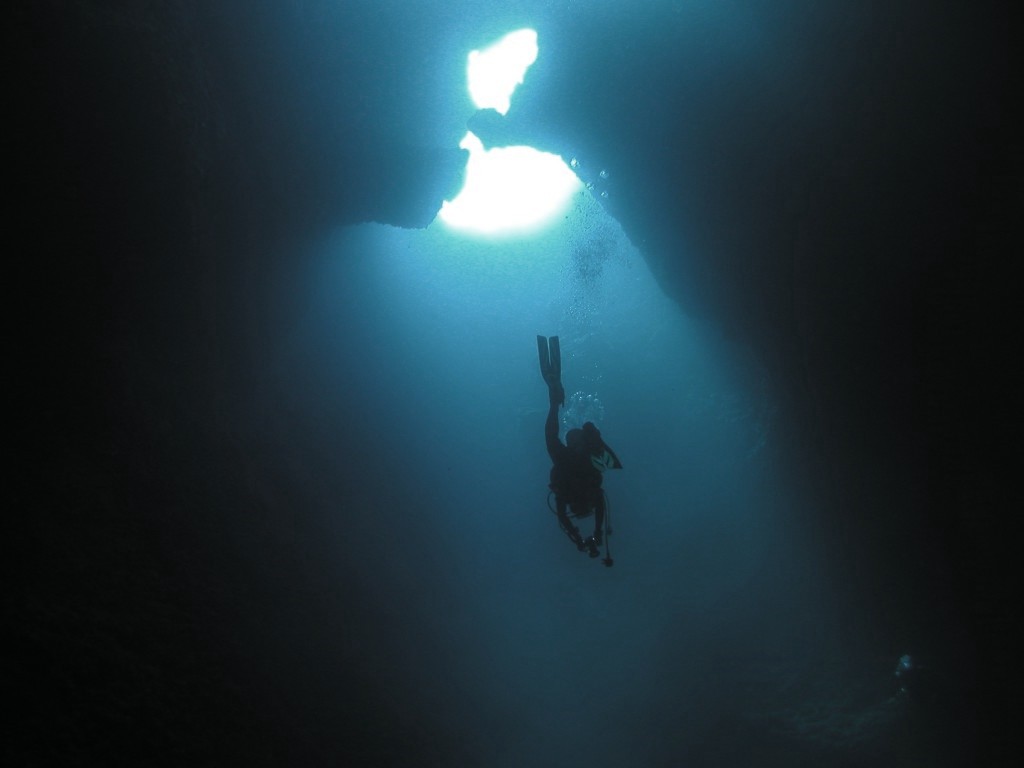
[581,422,603,452]
[566,429,585,451]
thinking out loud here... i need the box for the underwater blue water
[260,190,915,766]
[224,5,977,763]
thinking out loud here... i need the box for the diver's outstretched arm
[545,396,562,460]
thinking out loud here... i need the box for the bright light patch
[439,132,581,237]
[442,28,578,237]
[467,29,538,115]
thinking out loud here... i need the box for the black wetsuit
[545,395,606,547]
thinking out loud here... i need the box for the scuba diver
[537,335,622,564]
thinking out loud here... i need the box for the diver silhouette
[537,335,622,564]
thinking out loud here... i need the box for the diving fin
[537,335,551,381]
[537,335,564,406]
[548,336,561,380]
